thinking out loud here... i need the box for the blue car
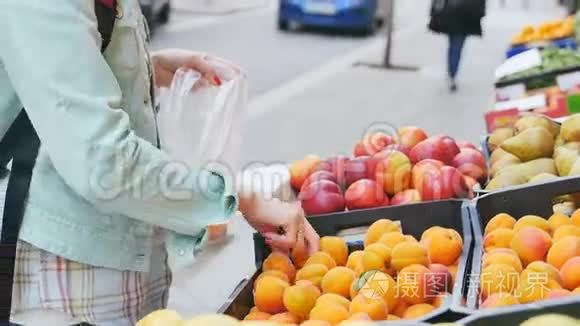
[278,0,387,34]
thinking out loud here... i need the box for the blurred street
[159,0,568,317]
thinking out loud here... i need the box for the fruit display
[291,128,487,215]
[473,209,580,310]
[498,48,580,89]
[511,18,575,45]
[485,113,580,191]
[238,219,463,325]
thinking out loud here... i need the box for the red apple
[299,180,341,201]
[411,159,444,191]
[426,264,453,295]
[301,191,345,215]
[362,132,395,156]
[441,166,469,199]
[456,141,478,151]
[391,189,422,206]
[409,136,460,165]
[452,148,488,183]
[301,170,337,192]
[463,175,478,199]
[315,156,350,186]
[374,151,412,196]
[345,157,371,187]
[353,141,367,157]
[398,126,428,149]
[344,179,389,210]
[381,144,411,157]
[415,168,445,201]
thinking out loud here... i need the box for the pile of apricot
[246,219,464,325]
[479,209,580,308]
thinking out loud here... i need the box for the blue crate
[506,37,577,59]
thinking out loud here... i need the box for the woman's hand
[239,195,319,255]
[151,49,221,88]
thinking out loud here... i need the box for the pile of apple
[290,127,488,215]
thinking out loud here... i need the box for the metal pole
[354,0,417,71]
[383,0,394,66]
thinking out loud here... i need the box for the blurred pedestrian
[428,0,486,92]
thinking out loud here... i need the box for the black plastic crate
[219,200,473,323]
[458,296,580,326]
[457,176,580,314]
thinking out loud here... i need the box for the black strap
[0,111,39,325]
[95,0,116,52]
[0,1,116,325]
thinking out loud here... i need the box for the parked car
[278,0,387,34]
[140,0,171,33]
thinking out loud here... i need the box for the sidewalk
[168,0,567,318]
[172,0,270,14]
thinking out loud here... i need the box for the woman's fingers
[304,220,320,254]
[264,232,293,253]
[187,55,221,86]
[263,202,304,252]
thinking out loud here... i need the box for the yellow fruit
[479,264,519,298]
[321,267,356,298]
[364,219,401,247]
[391,242,429,271]
[320,237,349,266]
[548,213,572,233]
[137,310,183,326]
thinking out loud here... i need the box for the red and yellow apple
[409,136,460,165]
[301,170,337,192]
[300,180,345,215]
[344,179,389,210]
[290,155,321,191]
[452,148,487,183]
[391,189,422,206]
[374,151,412,196]
[398,126,428,149]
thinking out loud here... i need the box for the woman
[0,0,319,325]
[429,0,486,92]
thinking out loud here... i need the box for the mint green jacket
[0,0,237,272]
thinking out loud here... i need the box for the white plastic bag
[157,57,248,174]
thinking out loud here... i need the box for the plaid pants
[10,239,171,326]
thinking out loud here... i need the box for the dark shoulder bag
[0,1,117,325]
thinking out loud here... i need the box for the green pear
[559,141,580,151]
[521,314,580,326]
[485,172,528,191]
[515,114,560,138]
[553,202,577,216]
[496,158,557,181]
[555,134,566,148]
[500,127,554,161]
[490,148,519,166]
[490,156,521,177]
[561,113,580,142]
[569,157,580,176]
[488,127,514,151]
[554,146,580,176]
[529,173,558,183]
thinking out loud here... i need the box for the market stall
[135,8,580,326]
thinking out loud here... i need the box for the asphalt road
[150,1,421,96]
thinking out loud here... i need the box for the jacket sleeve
[0,64,20,142]
[0,0,237,236]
